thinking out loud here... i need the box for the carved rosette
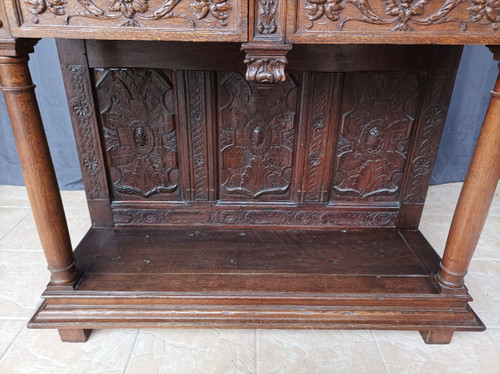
[242,43,292,84]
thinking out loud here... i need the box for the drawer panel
[287,0,500,44]
[5,0,247,41]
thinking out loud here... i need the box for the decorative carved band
[63,64,108,200]
[113,207,398,227]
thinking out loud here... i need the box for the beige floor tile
[0,328,137,374]
[0,186,30,208]
[419,214,500,260]
[0,320,25,358]
[422,183,463,216]
[257,330,385,374]
[374,330,499,374]
[487,328,500,347]
[467,260,500,328]
[60,190,88,210]
[126,329,255,374]
[0,251,49,318]
[0,208,31,241]
[0,209,91,251]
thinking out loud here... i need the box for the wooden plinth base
[28,228,485,343]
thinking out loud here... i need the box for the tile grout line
[371,331,390,374]
[254,329,259,374]
[0,210,31,242]
[0,328,22,364]
[122,330,140,374]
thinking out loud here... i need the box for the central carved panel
[95,68,179,201]
[331,73,421,201]
[218,72,298,201]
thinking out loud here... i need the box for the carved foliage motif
[403,71,452,203]
[96,69,179,199]
[303,73,333,202]
[258,0,278,34]
[186,71,210,201]
[113,208,398,227]
[218,72,298,199]
[23,0,231,27]
[65,64,108,200]
[332,73,420,201]
[304,0,500,31]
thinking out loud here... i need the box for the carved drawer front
[6,0,247,41]
[288,0,500,44]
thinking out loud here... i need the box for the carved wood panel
[218,72,299,201]
[331,73,421,202]
[9,0,247,41]
[94,68,181,201]
[288,0,500,43]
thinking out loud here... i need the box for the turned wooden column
[437,50,500,289]
[0,53,79,286]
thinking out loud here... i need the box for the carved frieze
[332,73,420,201]
[22,0,232,27]
[303,0,500,32]
[95,68,179,200]
[218,72,298,200]
[113,207,398,227]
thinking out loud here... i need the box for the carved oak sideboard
[1,0,499,344]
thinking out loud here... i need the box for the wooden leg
[0,53,79,286]
[419,330,454,344]
[58,329,92,343]
[436,55,500,290]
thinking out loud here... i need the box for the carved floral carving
[304,0,500,31]
[96,69,179,198]
[219,72,298,199]
[332,73,420,201]
[258,0,278,34]
[23,0,232,27]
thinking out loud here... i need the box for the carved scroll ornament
[23,0,231,27]
[304,0,500,31]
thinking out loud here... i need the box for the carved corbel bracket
[242,43,292,84]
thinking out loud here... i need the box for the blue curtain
[0,41,497,190]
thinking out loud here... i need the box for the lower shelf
[29,227,485,340]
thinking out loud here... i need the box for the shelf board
[28,227,485,332]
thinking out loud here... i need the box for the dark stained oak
[0,0,498,344]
